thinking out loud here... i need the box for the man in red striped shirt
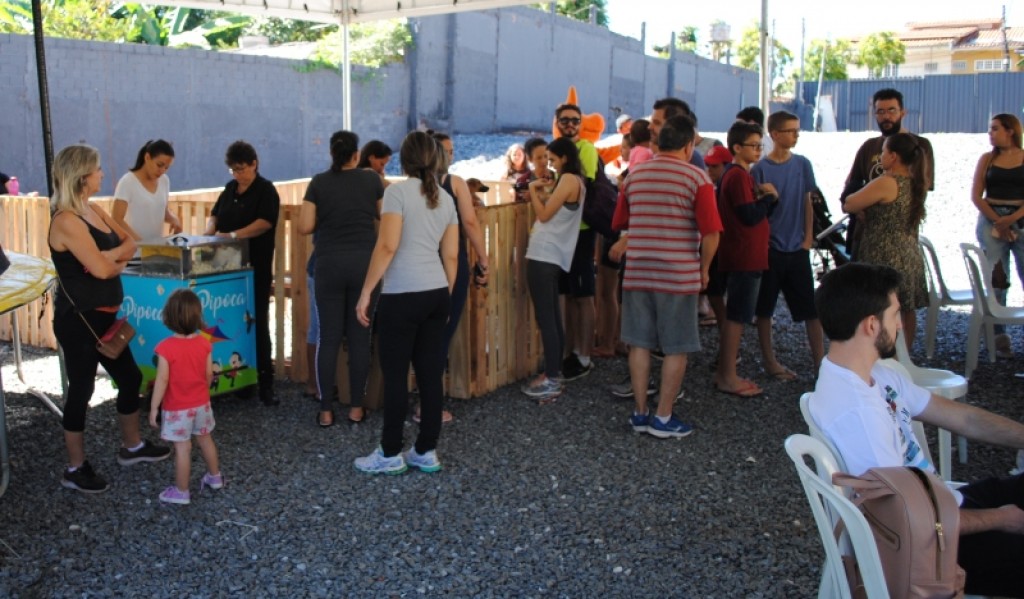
[610,115,723,438]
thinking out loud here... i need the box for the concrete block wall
[1,7,757,194]
[1,34,407,195]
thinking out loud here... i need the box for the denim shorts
[160,403,216,442]
[724,270,762,324]
[621,290,700,355]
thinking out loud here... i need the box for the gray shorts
[620,290,700,355]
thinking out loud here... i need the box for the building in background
[849,18,1024,78]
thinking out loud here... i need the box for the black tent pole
[31,0,54,196]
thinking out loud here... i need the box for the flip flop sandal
[716,381,763,398]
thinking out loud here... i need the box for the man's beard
[879,118,903,137]
[875,326,897,359]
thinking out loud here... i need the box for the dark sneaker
[610,375,656,398]
[561,354,593,382]
[260,388,280,406]
[117,440,172,466]
[647,415,694,439]
[62,461,109,493]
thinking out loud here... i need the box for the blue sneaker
[629,411,650,432]
[354,447,407,475]
[647,415,693,439]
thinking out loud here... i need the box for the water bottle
[6,176,18,195]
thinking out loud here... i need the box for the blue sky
[605,0,1021,57]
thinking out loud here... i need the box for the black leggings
[442,245,470,357]
[54,309,142,432]
[527,259,564,379]
[315,252,373,410]
[253,266,273,392]
[376,288,450,457]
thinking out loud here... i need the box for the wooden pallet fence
[1,178,541,399]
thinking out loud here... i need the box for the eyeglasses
[227,164,251,174]
[741,143,764,150]
[557,117,582,126]
[875,107,901,116]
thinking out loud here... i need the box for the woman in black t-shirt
[204,141,280,405]
[297,131,384,427]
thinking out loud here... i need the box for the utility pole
[759,0,770,118]
[1002,4,1011,72]
[798,18,806,104]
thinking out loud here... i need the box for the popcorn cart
[121,235,257,396]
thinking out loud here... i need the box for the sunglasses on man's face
[558,117,581,126]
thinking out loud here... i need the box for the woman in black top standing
[48,144,171,494]
[205,141,281,405]
[971,113,1024,357]
[298,131,384,426]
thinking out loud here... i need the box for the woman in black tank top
[971,114,1024,357]
[47,144,170,494]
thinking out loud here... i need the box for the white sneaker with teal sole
[354,447,407,475]
[404,448,443,473]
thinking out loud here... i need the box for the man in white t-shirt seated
[809,263,1024,598]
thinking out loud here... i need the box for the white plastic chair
[800,381,953,484]
[784,434,890,599]
[961,243,1024,379]
[919,236,974,359]
[894,330,969,473]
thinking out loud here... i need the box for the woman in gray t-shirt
[353,131,460,475]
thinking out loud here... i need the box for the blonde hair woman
[48,145,171,494]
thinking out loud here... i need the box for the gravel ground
[3,131,1024,597]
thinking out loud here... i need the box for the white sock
[656,414,671,424]
[126,441,145,452]
[577,355,591,367]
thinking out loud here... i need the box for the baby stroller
[810,187,851,281]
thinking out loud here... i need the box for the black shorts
[599,232,623,269]
[560,228,597,298]
[704,254,727,297]
[755,248,817,321]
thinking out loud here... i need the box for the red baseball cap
[703,145,734,166]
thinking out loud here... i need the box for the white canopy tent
[156,0,538,128]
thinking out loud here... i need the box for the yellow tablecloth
[0,252,55,315]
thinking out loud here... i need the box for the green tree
[0,0,130,41]
[856,31,906,78]
[653,25,700,57]
[244,16,332,45]
[802,38,854,81]
[310,19,413,69]
[736,22,793,93]
[534,1,608,28]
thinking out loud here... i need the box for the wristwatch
[230,231,237,239]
